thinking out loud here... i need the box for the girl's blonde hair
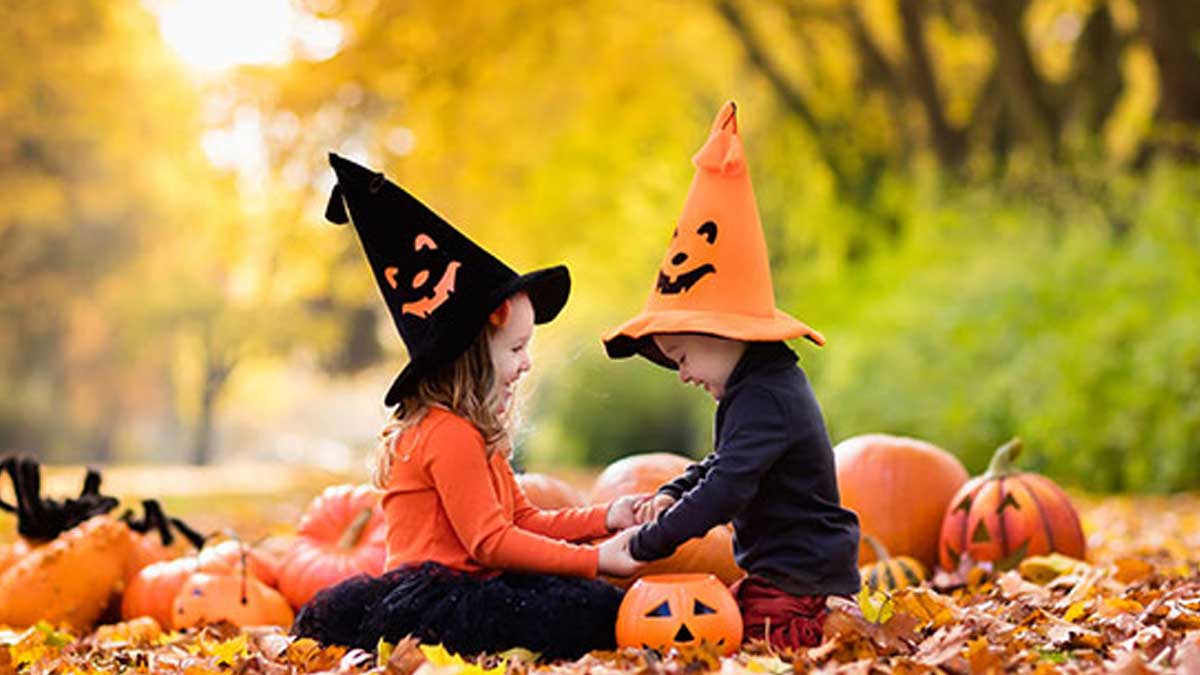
[370,326,513,489]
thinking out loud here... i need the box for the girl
[293,154,643,660]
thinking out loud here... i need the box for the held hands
[597,526,645,577]
[634,493,676,524]
[605,495,642,530]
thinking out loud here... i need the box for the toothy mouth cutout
[384,233,463,319]
[656,264,715,294]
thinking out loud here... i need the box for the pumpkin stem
[338,507,373,550]
[985,438,1024,477]
[863,534,891,562]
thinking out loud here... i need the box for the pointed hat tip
[711,100,738,134]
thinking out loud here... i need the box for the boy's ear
[488,299,511,328]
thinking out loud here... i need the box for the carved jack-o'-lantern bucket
[616,573,742,655]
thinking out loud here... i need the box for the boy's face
[652,333,746,400]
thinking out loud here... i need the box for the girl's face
[652,333,746,400]
[488,292,535,414]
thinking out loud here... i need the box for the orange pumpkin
[0,538,33,577]
[591,453,743,588]
[122,538,279,626]
[515,473,585,509]
[173,571,293,629]
[590,453,692,503]
[834,434,969,568]
[939,438,1085,571]
[616,573,742,655]
[276,484,386,609]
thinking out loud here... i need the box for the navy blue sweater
[629,342,861,597]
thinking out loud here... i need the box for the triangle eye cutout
[693,600,717,615]
[645,601,672,618]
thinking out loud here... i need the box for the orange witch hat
[603,101,824,369]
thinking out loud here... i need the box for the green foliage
[789,163,1200,492]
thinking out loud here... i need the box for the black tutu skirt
[292,562,625,661]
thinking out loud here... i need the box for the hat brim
[603,308,824,370]
[383,265,571,406]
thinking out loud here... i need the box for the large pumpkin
[591,453,743,587]
[939,438,1085,571]
[515,473,585,509]
[277,484,386,609]
[616,573,742,655]
[591,453,692,503]
[834,434,969,568]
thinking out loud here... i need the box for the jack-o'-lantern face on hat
[384,233,462,319]
[656,220,718,295]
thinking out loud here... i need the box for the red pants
[732,575,828,650]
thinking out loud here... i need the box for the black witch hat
[325,153,570,406]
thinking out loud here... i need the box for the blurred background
[1,0,1197,493]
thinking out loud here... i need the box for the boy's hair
[370,327,512,489]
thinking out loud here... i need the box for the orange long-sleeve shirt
[381,407,611,577]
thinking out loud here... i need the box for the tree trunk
[1138,0,1200,158]
[979,0,1062,160]
[191,339,235,466]
[898,0,967,169]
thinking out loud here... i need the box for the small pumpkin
[591,453,744,587]
[938,438,1085,571]
[834,434,969,568]
[858,535,927,593]
[122,538,278,626]
[276,484,386,609]
[172,570,293,629]
[515,473,585,509]
[616,573,742,655]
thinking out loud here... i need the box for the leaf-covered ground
[1,476,1198,674]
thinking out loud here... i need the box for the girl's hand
[634,494,676,524]
[606,495,643,530]
[598,527,644,578]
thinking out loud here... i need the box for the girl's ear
[488,299,511,328]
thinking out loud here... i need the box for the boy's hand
[605,494,643,530]
[597,527,645,578]
[634,493,676,524]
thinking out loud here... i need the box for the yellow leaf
[420,643,466,668]
[1063,601,1091,623]
[1019,554,1083,584]
[856,584,894,624]
[378,638,395,667]
[892,588,958,629]
[209,633,249,667]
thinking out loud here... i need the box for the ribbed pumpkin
[515,473,585,509]
[859,535,927,593]
[834,434,969,568]
[591,453,743,588]
[277,484,386,609]
[938,438,1085,571]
